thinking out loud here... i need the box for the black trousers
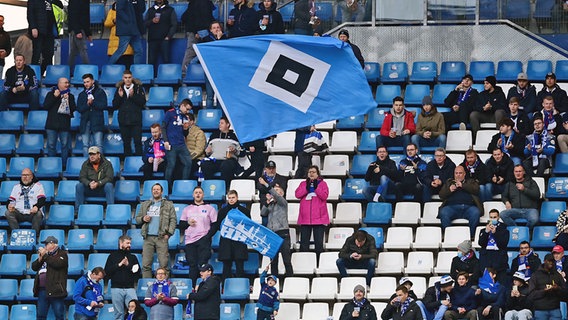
[32,33,55,74]
[184,236,212,286]
[271,230,293,278]
[120,124,142,156]
[299,225,325,257]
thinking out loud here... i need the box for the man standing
[478,209,510,285]
[142,123,167,180]
[470,75,507,138]
[185,112,207,173]
[144,0,177,71]
[0,15,12,78]
[6,168,45,235]
[75,146,115,211]
[507,73,537,114]
[510,241,541,280]
[376,96,416,149]
[108,0,145,64]
[136,183,177,279]
[257,160,288,208]
[74,267,106,320]
[104,235,141,320]
[32,236,68,320]
[423,147,455,202]
[500,165,540,229]
[522,115,555,177]
[395,143,427,202]
[528,254,566,320]
[336,230,378,286]
[77,73,107,157]
[180,0,215,75]
[163,99,192,186]
[113,70,146,156]
[444,74,479,130]
[488,118,526,165]
[0,54,39,110]
[188,264,221,320]
[27,0,64,73]
[338,29,364,68]
[44,77,76,166]
[67,0,91,71]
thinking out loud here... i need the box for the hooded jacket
[422,282,451,312]
[487,130,526,160]
[295,178,330,225]
[340,298,378,320]
[475,86,507,113]
[416,105,445,138]
[228,1,257,38]
[68,0,91,36]
[478,222,510,273]
[450,251,480,285]
[27,0,64,35]
[214,202,251,261]
[460,155,491,184]
[528,264,566,310]
[380,109,416,137]
[257,0,285,34]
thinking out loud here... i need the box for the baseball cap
[88,146,101,154]
[42,236,58,244]
[552,245,565,253]
[439,275,454,287]
[265,160,276,168]
[517,72,528,80]
[462,74,473,81]
[267,275,278,283]
[399,277,413,286]
[199,263,214,272]
[546,72,556,80]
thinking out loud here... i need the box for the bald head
[57,78,70,91]
[454,165,466,181]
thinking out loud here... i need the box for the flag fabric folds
[194,35,376,143]
[220,208,284,259]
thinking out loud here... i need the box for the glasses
[21,174,32,177]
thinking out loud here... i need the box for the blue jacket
[449,284,477,312]
[115,0,146,36]
[73,274,104,317]
[77,83,108,134]
[257,270,280,312]
[162,107,189,147]
[523,131,556,158]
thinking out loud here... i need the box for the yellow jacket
[104,4,134,56]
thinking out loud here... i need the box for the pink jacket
[295,179,330,225]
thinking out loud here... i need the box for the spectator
[423,147,455,202]
[259,182,293,278]
[180,0,215,75]
[295,165,329,258]
[504,271,532,320]
[412,96,446,150]
[293,125,315,179]
[257,160,289,209]
[113,70,146,156]
[338,0,365,23]
[364,146,399,202]
[417,275,454,320]
[32,236,68,320]
[199,21,227,108]
[395,143,427,202]
[292,0,311,35]
[6,168,45,235]
[486,148,515,197]
[340,285,378,320]
[67,0,91,72]
[528,253,566,320]
[77,73,107,157]
[470,76,507,138]
[478,209,510,284]
[389,278,419,301]
[104,235,141,320]
[534,95,563,136]
[187,263,221,320]
[522,115,555,177]
[227,0,258,38]
[381,285,422,320]
[376,96,415,149]
[163,99,192,185]
[136,183,176,278]
[507,73,537,114]
[552,245,568,279]
[537,72,568,113]
[108,0,145,64]
[445,272,478,320]
[44,77,76,166]
[184,112,207,173]
[507,96,532,136]
[76,146,114,211]
[141,123,167,180]
[125,299,148,320]
[552,0,568,33]
[338,29,364,68]
[104,2,134,67]
[439,165,482,240]
[461,149,492,202]
[0,15,12,78]
[488,118,525,165]
[554,210,568,249]
[257,0,285,34]
[27,0,64,73]
[241,138,267,178]
[477,268,506,320]
[144,0,177,72]
[444,74,479,131]
[336,230,378,286]
[510,241,541,280]
[256,264,280,320]
[13,33,32,65]
[144,268,179,319]
[0,54,39,110]
[180,186,218,285]
[450,240,480,286]
[201,117,243,183]
[500,165,540,229]
[73,267,105,320]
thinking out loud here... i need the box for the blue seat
[99,64,126,86]
[502,0,531,19]
[365,109,386,130]
[336,114,365,130]
[220,303,241,320]
[350,154,375,176]
[94,229,123,251]
[90,3,106,23]
[359,227,384,249]
[170,278,193,301]
[0,253,26,276]
[106,156,121,178]
[555,60,568,81]
[10,304,36,320]
[432,84,455,106]
[103,204,132,226]
[55,180,79,203]
[545,177,568,199]
[140,180,169,201]
[7,157,35,179]
[316,2,333,21]
[109,109,120,131]
[121,156,144,178]
[155,64,182,85]
[375,85,402,107]
[16,134,44,155]
[168,229,181,250]
[146,86,174,109]
[0,110,24,132]
[243,303,257,320]
[173,203,188,223]
[38,87,51,106]
[242,252,259,275]
[403,84,431,106]
[26,253,39,276]
[169,180,198,202]
[127,229,144,251]
[176,86,203,107]
[0,279,17,301]
[409,61,437,84]
[469,61,495,82]
[362,202,392,225]
[527,60,552,82]
[43,65,70,86]
[36,157,63,179]
[196,109,223,130]
[103,133,124,155]
[0,157,5,180]
[142,109,165,131]
[279,2,294,22]
[496,61,523,83]
[0,134,16,155]
[115,180,141,203]
[136,278,155,300]
[29,64,42,80]
[380,62,408,84]
[202,180,226,201]
[364,62,380,84]
[41,180,54,202]
[64,157,87,179]
[535,0,555,20]
[130,64,155,85]
[75,204,104,226]
[67,229,94,252]
[358,131,380,153]
[540,201,566,223]
[45,204,74,227]
[438,61,467,83]
[553,153,568,175]
[183,63,206,85]
[25,110,47,132]
[0,180,18,201]
[71,65,99,85]
[101,87,116,107]
[221,278,250,300]
[39,229,65,246]
[17,278,36,301]
[507,226,530,249]
[68,253,85,276]
[531,226,556,248]
[341,178,368,201]
[87,253,110,271]
[170,2,187,21]
[7,229,36,251]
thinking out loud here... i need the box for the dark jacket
[188,275,221,319]
[398,156,428,186]
[461,156,491,184]
[31,247,68,298]
[257,1,285,34]
[68,0,91,36]
[144,1,177,41]
[507,84,537,114]
[338,231,378,261]
[528,265,566,310]
[292,0,310,31]
[214,203,251,261]
[3,65,39,93]
[502,177,541,209]
[79,156,114,187]
[182,0,215,33]
[104,249,141,289]
[450,252,480,285]
[0,27,12,67]
[476,86,507,113]
[346,40,365,69]
[508,111,532,136]
[123,309,147,320]
[505,284,532,312]
[439,177,483,214]
[537,84,568,113]
[340,299,378,320]
[478,222,510,273]
[444,87,479,113]
[381,299,423,320]
[115,0,146,36]
[44,89,76,131]
[27,0,64,35]
[365,156,399,185]
[77,82,108,134]
[257,173,288,207]
[485,153,515,185]
[510,251,541,279]
[142,136,167,165]
[228,2,257,38]
[113,79,146,126]
[424,159,456,191]
[421,282,451,312]
[487,131,526,160]
[448,284,477,312]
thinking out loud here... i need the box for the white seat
[300,302,329,320]
[291,155,322,177]
[376,252,404,275]
[326,227,355,250]
[433,251,457,275]
[482,201,507,224]
[238,156,252,176]
[383,227,413,250]
[315,252,340,274]
[285,179,304,201]
[250,277,280,300]
[315,121,336,130]
[229,179,256,201]
[367,277,397,300]
[250,203,262,224]
[275,302,300,320]
[371,302,388,316]
[499,83,515,94]
[420,202,442,225]
[332,302,347,320]
[321,155,350,177]
[269,131,296,153]
[290,252,316,275]
[429,276,442,287]
[329,131,357,153]
[327,178,343,200]
[267,155,294,177]
[336,277,367,300]
[391,202,421,225]
[287,203,299,225]
[472,225,486,249]
[404,251,434,275]
[333,202,362,225]
[533,177,544,199]
[405,276,427,299]
[478,153,491,163]
[474,130,498,151]
[445,153,465,166]
[308,277,338,300]
[441,226,471,249]
[446,130,473,152]
[258,254,284,275]
[412,226,442,250]
[280,277,310,300]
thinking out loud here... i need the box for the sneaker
[459,122,466,130]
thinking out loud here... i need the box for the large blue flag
[220,209,284,259]
[194,35,376,143]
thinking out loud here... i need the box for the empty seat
[441,226,471,249]
[75,204,104,226]
[219,303,240,320]
[540,201,566,223]
[368,277,397,300]
[154,64,182,85]
[527,60,552,82]
[10,304,36,320]
[365,109,386,130]
[410,61,437,84]
[329,131,357,153]
[169,180,198,202]
[301,302,329,319]
[7,229,36,251]
[280,277,309,300]
[405,251,434,274]
[350,154,375,177]
[99,64,126,86]
[183,63,206,85]
[531,226,557,248]
[121,157,144,179]
[86,253,110,272]
[507,226,530,249]
[228,179,256,201]
[474,130,498,151]
[0,278,17,301]
[308,277,338,300]
[376,252,404,274]
[0,133,16,155]
[0,253,26,276]
[130,64,154,85]
[43,65,70,86]
[0,111,24,132]
[275,302,300,320]
[336,277,366,300]
[325,227,354,250]
[375,85,402,106]
[46,204,74,226]
[146,86,174,108]
[25,110,47,132]
[16,134,44,155]
[432,84,455,106]
[363,62,380,84]
[446,130,473,152]
[36,157,62,179]
[404,84,431,106]
[290,252,317,275]
[142,109,165,131]
[391,202,421,225]
[115,180,141,203]
[469,61,495,81]
[545,177,568,199]
[383,227,413,250]
[333,202,362,225]
[68,253,85,276]
[202,180,226,202]
[67,229,94,252]
[438,61,466,83]
[177,86,203,107]
[221,278,250,300]
[380,62,408,83]
[496,61,523,83]
[16,278,35,301]
[0,180,19,201]
[94,229,123,251]
[196,109,223,131]
[412,226,442,250]
[363,202,392,226]
[315,252,340,274]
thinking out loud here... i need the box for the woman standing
[144,268,179,320]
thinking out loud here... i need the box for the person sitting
[339,285,378,320]
[423,147,455,202]
[504,271,532,320]
[522,114,555,177]
[75,146,115,211]
[537,72,568,113]
[460,149,492,202]
[444,74,479,130]
[500,165,540,230]
[125,299,148,320]
[381,285,423,320]
[336,230,378,286]
[534,95,563,136]
[487,118,526,165]
[363,146,398,202]
[445,272,478,320]
[417,275,454,320]
[552,245,568,280]
[141,123,167,180]
[395,143,427,202]
[507,96,532,136]
[201,116,243,184]
[486,148,515,197]
[510,241,541,281]
[506,73,537,114]
[376,96,416,150]
[476,268,506,320]
[5,168,45,235]
[411,95,446,149]
[450,240,480,287]
[0,54,39,110]
[470,75,507,138]
[478,209,510,285]
[388,277,419,302]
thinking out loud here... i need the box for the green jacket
[136,199,177,239]
[79,157,114,187]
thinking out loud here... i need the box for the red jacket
[380,109,416,137]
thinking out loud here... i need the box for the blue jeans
[363,176,394,201]
[411,134,447,150]
[108,34,143,65]
[336,258,376,285]
[439,204,480,239]
[111,288,137,320]
[46,129,70,164]
[500,208,539,229]
[75,182,115,210]
[165,144,192,184]
[533,308,562,320]
[416,300,448,320]
[487,183,505,199]
[82,122,104,157]
[375,134,411,151]
[37,288,65,320]
[479,183,493,202]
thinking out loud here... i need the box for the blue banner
[194,35,376,143]
[220,209,284,259]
